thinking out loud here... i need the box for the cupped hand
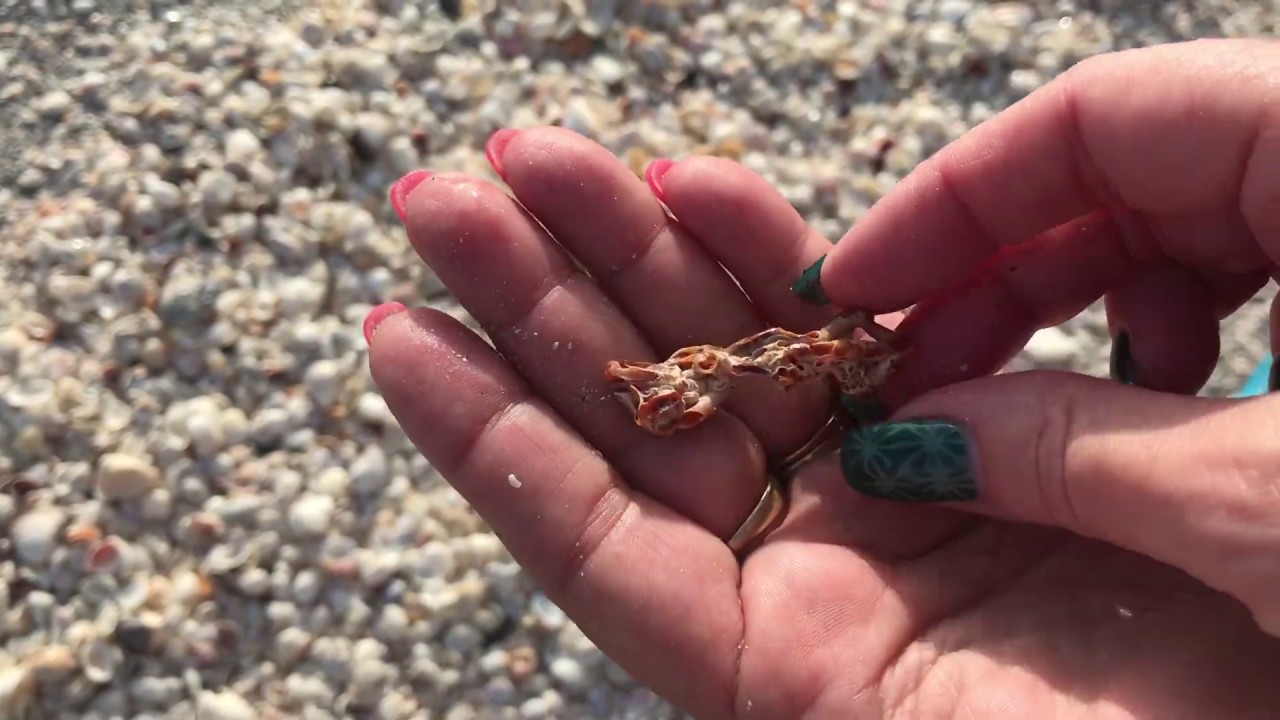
[367,38,1280,720]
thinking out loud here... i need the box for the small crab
[605,310,909,436]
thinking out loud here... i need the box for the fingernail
[389,170,432,223]
[645,158,675,202]
[791,255,829,306]
[840,420,978,502]
[485,128,520,179]
[1109,330,1136,385]
[363,302,407,345]
[839,394,892,426]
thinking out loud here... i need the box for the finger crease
[1235,103,1272,246]
[1033,393,1082,530]
[594,219,673,288]
[1059,69,1164,263]
[553,480,635,600]
[728,573,748,720]
[497,266,581,338]
[756,219,820,296]
[933,161,1014,250]
[449,398,530,475]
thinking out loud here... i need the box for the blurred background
[0,1,1275,718]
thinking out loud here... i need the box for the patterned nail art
[791,255,829,306]
[1109,330,1136,385]
[840,420,978,502]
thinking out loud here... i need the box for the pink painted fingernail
[645,158,675,201]
[389,170,432,223]
[484,128,519,179]
[363,302,407,345]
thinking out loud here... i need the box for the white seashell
[94,450,160,497]
[77,638,122,685]
[0,665,33,720]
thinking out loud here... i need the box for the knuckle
[1031,385,1082,529]
[1239,105,1280,245]
[552,480,633,599]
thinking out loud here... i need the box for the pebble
[288,494,335,538]
[95,453,161,500]
[12,507,66,566]
[350,446,390,495]
[1023,327,1080,366]
[196,690,259,720]
[550,656,588,692]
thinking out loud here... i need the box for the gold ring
[727,476,787,556]
[727,406,853,556]
[771,408,851,481]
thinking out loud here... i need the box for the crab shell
[603,357,728,436]
[604,316,909,436]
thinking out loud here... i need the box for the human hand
[367,38,1280,720]
[813,33,1280,708]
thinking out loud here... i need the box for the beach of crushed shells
[0,1,1275,718]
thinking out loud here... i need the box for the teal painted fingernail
[1109,330,1137,386]
[791,255,829,305]
[840,420,978,502]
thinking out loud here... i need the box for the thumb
[839,370,1280,634]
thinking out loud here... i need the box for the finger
[484,127,829,455]
[770,456,977,562]
[839,370,1280,637]
[645,155,841,331]
[820,38,1280,313]
[396,172,764,535]
[368,308,742,718]
[879,212,1139,405]
[1198,268,1273,319]
[877,211,1268,404]
[1273,292,1280,358]
[1104,263,1220,394]
[484,127,760,352]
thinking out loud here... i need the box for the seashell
[77,638,123,685]
[75,573,122,609]
[202,540,253,574]
[113,614,162,655]
[321,556,359,579]
[0,665,34,720]
[115,574,151,613]
[84,539,121,574]
[24,645,77,684]
[63,523,101,545]
[95,453,161,500]
[186,512,227,539]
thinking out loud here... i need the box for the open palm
[368,127,1280,719]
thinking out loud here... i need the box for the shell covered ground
[0,1,1275,718]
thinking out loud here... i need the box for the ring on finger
[726,405,854,557]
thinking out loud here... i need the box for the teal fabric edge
[1234,354,1273,398]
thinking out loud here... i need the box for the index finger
[821,38,1280,313]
